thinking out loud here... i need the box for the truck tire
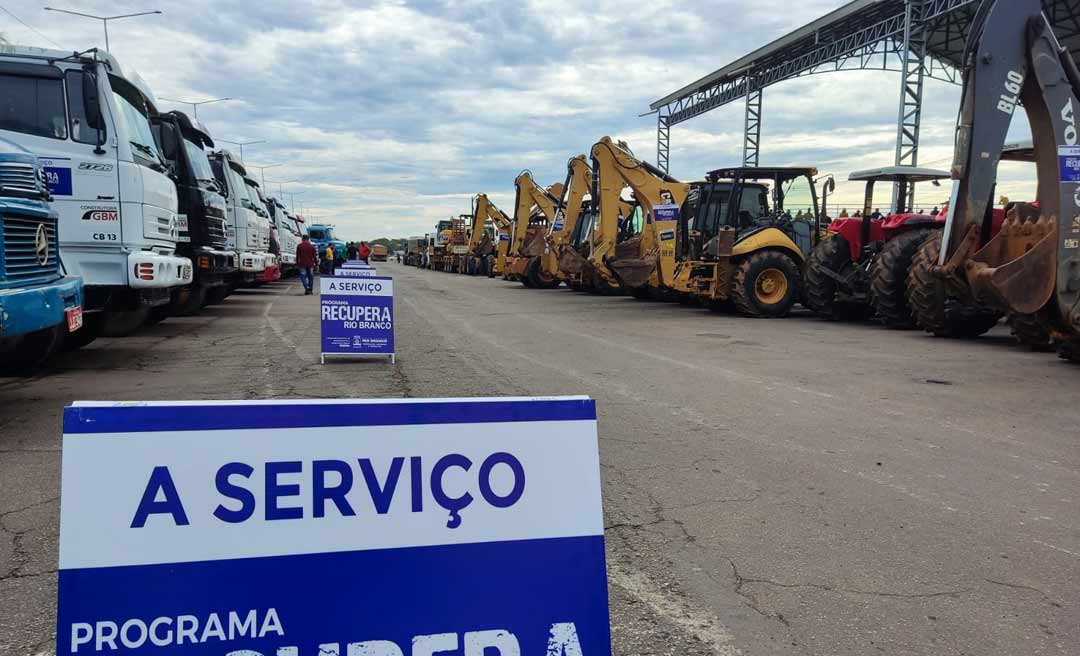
[204,287,230,306]
[870,228,932,328]
[804,234,868,320]
[0,324,64,375]
[144,305,170,326]
[1058,340,1080,363]
[1008,314,1052,350]
[99,306,151,337]
[732,250,801,318]
[173,284,207,317]
[906,232,1001,337]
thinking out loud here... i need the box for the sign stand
[319,275,395,364]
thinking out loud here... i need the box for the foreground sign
[320,275,394,363]
[58,397,610,655]
[341,260,373,269]
[335,267,377,277]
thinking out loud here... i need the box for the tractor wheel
[732,250,801,318]
[906,232,1002,337]
[630,287,653,300]
[1008,314,1053,351]
[804,235,868,320]
[870,228,932,328]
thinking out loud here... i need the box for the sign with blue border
[335,267,377,277]
[1060,146,1080,182]
[320,275,394,363]
[341,260,373,269]
[44,166,73,196]
[652,203,679,223]
[57,397,610,655]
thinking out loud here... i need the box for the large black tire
[527,257,559,289]
[99,306,151,337]
[61,313,101,352]
[1008,313,1053,351]
[172,284,207,317]
[906,232,1002,337]
[0,324,64,375]
[203,286,230,307]
[1057,340,1080,363]
[804,235,869,320]
[732,250,801,318]
[144,305,170,326]
[870,228,932,328]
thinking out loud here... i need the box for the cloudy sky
[2,0,1037,240]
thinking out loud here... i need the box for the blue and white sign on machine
[321,275,394,363]
[58,397,610,655]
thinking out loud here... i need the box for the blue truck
[307,223,346,272]
[0,137,84,372]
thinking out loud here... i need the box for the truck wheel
[204,287,230,306]
[1057,340,1080,363]
[173,284,207,317]
[906,232,1001,337]
[1008,313,1053,350]
[0,324,64,375]
[804,235,868,320]
[61,314,101,352]
[732,250,801,318]
[144,305,170,326]
[99,306,151,337]
[870,228,932,328]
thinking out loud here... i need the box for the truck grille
[0,162,39,195]
[1,213,58,283]
[207,217,227,246]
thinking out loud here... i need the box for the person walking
[359,241,372,263]
[346,242,359,260]
[324,243,336,275]
[296,234,318,295]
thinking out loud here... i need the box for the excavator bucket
[522,230,546,257]
[965,210,1058,315]
[607,236,656,288]
[558,246,587,274]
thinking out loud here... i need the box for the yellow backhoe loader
[597,136,824,317]
[462,193,510,276]
[519,155,593,289]
[503,171,563,285]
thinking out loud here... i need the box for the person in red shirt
[296,234,318,295]
[358,241,372,263]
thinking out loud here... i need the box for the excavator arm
[510,170,562,257]
[591,136,690,289]
[939,0,1079,331]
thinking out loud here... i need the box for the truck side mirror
[81,72,106,153]
[159,124,180,162]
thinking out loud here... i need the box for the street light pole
[158,97,232,119]
[286,190,306,213]
[268,179,298,198]
[249,164,280,189]
[219,139,266,163]
[43,8,162,52]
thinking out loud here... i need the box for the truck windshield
[109,77,161,165]
[183,138,216,184]
[309,228,326,240]
[0,73,66,139]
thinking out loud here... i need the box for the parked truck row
[0,45,311,372]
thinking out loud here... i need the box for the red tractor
[805,167,955,327]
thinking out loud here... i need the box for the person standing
[346,242,359,260]
[359,241,372,263]
[296,234,317,295]
[324,243,336,275]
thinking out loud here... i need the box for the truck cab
[307,223,345,271]
[150,110,236,312]
[0,137,84,371]
[0,46,193,336]
[268,197,296,276]
[208,150,267,283]
[244,178,279,283]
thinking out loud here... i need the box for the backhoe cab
[462,194,506,276]
[805,166,948,326]
[524,155,593,290]
[905,0,1080,359]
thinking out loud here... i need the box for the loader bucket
[607,256,656,289]
[523,230,546,257]
[965,214,1058,315]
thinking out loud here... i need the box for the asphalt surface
[1,260,1077,655]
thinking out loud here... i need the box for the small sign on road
[320,275,394,363]
[57,397,610,655]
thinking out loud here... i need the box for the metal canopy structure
[649,0,1080,206]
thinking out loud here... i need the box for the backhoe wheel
[870,228,932,328]
[732,250,801,318]
[804,235,868,321]
[526,257,559,289]
[1057,340,1080,363]
[1008,314,1053,351]
[906,232,1001,337]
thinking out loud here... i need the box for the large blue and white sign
[58,397,610,656]
[320,275,393,363]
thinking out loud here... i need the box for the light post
[268,179,298,198]
[249,164,280,188]
[285,190,306,213]
[158,97,232,119]
[218,139,265,163]
[43,7,162,52]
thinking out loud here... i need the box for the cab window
[65,70,105,145]
[0,72,66,139]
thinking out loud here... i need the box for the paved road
[1,261,1077,655]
